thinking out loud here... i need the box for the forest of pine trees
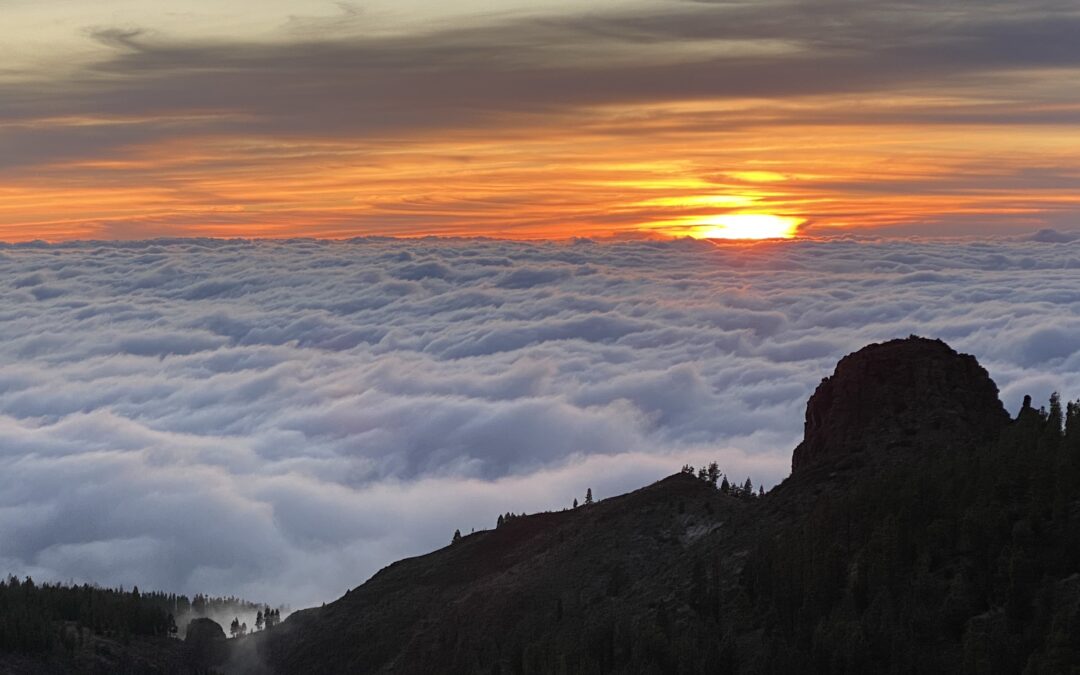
[681,461,762,498]
[7,392,1080,672]
[233,606,282,637]
[463,394,1080,674]
[739,393,1080,673]
[0,577,267,655]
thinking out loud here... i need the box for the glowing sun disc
[690,214,802,240]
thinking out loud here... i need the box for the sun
[687,214,803,240]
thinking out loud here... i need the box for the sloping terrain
[235,336,1080,674]
[5,336,1079,674]
[251,473,752,674]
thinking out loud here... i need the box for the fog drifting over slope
[2,235,1079,607]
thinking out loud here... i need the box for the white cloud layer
[2,235,1079,606]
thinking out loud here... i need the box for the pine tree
[573,498,578,509]
[585,488,594,505]
[255,610,264,631]
[452,529,462,544]
[1066,399,1080,451]
[230,617,240,638]
[1048,392,1064,434]
[707,462,721,486]
[1043,392,1065,451]
[262,607,280,629]
[720,476,730,493]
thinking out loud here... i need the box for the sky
[3,0,1080,241]
[3,0,1080,612]
[2,236,1080,607]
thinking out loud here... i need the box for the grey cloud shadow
[3,0,1080,171]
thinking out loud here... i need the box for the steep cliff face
[791,336,1010,472]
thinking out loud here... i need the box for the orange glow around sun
[661,213,804,240]
[2,97,1080,241]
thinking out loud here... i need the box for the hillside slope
[5,336,1076,674]
[235,336,1080,674]
[251,473,751,674]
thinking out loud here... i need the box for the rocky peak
[185,617,228,668]
[791,336,1010,472]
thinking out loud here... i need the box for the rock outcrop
[791,335,1010,471]
[185,617,228,668]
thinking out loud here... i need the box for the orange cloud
[4,105,1079,242]
[3,1,1080,241]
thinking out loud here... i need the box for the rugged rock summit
[185,617,228,668]
[791,336,1010,471]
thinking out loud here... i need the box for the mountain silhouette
[230,336,1080,674]
[4,336,1079,674]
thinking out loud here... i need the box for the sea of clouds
[2,235,1079,607]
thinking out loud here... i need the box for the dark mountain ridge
[4,336,1079,673]
[233,335,1080,674]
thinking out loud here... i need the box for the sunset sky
[4,0,1080,241]
[5,0,1080,608]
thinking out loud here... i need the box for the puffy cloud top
[1,236,1079,606]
